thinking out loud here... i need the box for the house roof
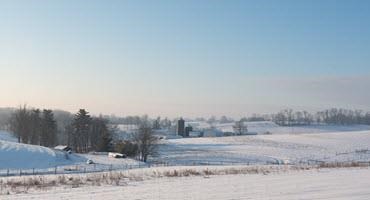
[54,145,70,150]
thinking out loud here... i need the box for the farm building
[54,145,72,152]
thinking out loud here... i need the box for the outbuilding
[54,145,72,152]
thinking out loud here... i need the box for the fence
[0,160,280,178]
[0,163,148,177]
[1,159,370,178]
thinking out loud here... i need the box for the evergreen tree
[96,129,112,152]
[41,109,57,147]
[72,109,91,152]
[91,116,112,152]
[29,109,42,145]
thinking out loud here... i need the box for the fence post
[19,169,22,177]
[55,166,57,175]
[6,169,9,177]
[33,168,35,175]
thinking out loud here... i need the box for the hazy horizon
[1,1,370,118]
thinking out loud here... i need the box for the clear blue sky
[1,0,370,118]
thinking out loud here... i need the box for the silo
[177,118,185,136]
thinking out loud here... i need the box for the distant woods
[5,106,115,153]
[9,105,57,146]
[3,106,160,161]
[70,109,115,153]
[2,106,370,155]
[272,108,370,126]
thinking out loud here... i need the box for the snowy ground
[156,130,370,165]
[0,131,142,172]
[0,140,84,169]
[3,167,370,200]
[2,126,370,199]
[2,126,370,170]
[214,121,370,134]
[0,131,17,143]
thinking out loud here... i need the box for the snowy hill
[0,130,85,170]
[0,130,143,171]
[0,130,17,143]
[0,140,84,169]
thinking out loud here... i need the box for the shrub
[114,140,139,157]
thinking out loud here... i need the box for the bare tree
[152,116,161,130]
[53,110,74,145]
[9,105,30,143]
[233,120,248,135]
[133,123,159,162]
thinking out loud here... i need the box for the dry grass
[1,162,369,195]
[318,161,369,168]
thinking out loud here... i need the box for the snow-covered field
[213,121,370,134]
[3,167,370,200]
[156,130,370,165]
[2,124,370,170]
[2,125,370,199]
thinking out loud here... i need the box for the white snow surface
[156,130,370,165]
[213,121,370,134]
[0,140,86,169]
[2,125,370,170]
[0,130,17,143]
[0,130,142,170]
[3,167,370,200]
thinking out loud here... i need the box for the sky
[0,0,370,118]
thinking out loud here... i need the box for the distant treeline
[272,108,370,126]
[2,106,159,162]
[4,106,114,153]
[2,107,370,142]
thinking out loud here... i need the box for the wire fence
[0,163,147,177]
[2,159,370,178]
[0,160,280,178]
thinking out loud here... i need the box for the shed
[54,145,72,152]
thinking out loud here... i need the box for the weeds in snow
[1,163,369,195]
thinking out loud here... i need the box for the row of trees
[66,110,159,161]
[9,105,57,147]
[105,115,172,129]
[8,106,114,152]
[272,108,370,126]
[7,106,159,162]
[316,109,370,125]
[68,109,114,153]
[272,109,314,126]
